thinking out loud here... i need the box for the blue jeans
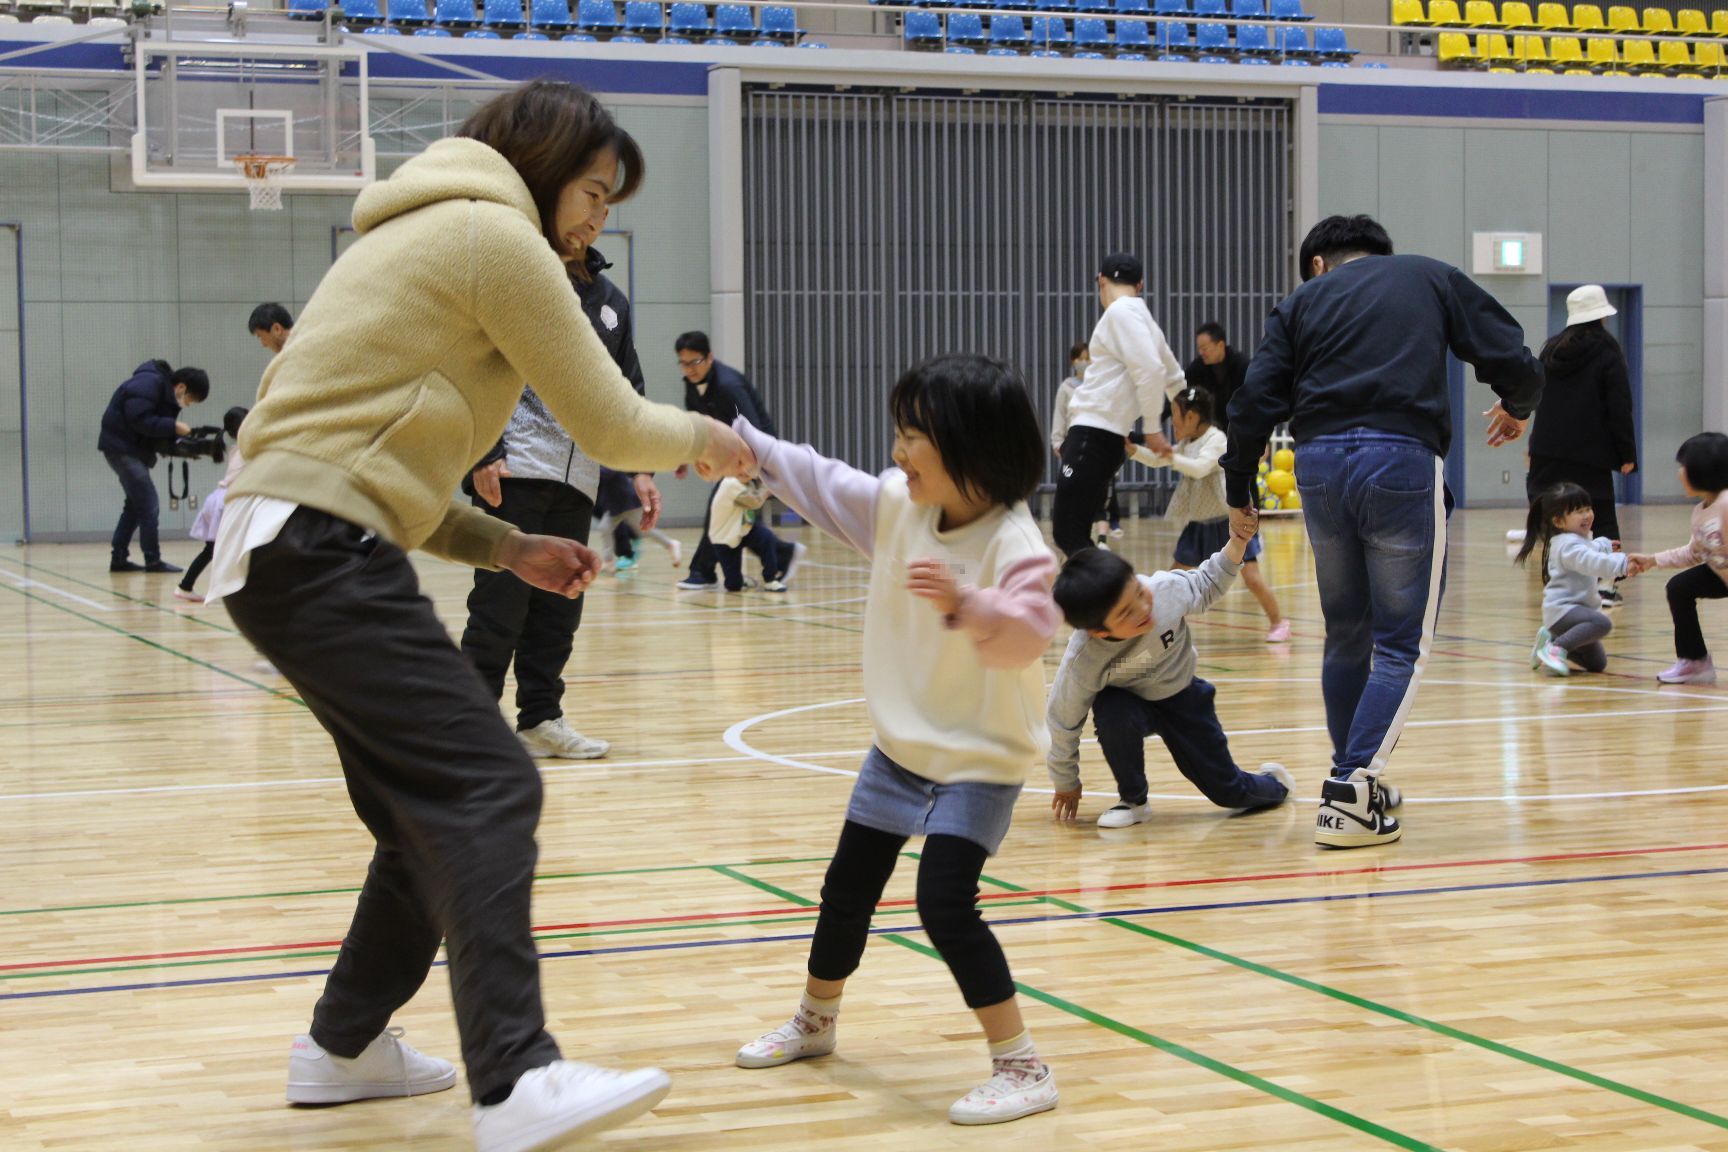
[1092,681,1288,809]
[1295,430,1449,779]
[104,451,160,565]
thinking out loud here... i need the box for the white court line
[722,679,1728,804]
[0,573,112,612]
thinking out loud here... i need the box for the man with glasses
[673,332,779,590]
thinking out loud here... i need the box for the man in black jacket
[672,332,778,590]
[1222,215,1543,850]
[97,360,210,573]
[1183,322,1250,433]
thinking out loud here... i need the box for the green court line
[1028,891,1728,1132]
[709,865,818,907]
[0,555,242,634]
[0,856,839,917]
[0,582,299,703]
[711,866,1444,1151]
[1,901,1053,984]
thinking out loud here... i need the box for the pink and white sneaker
[949,1063,1058,1125]
[1657,658,1717,685]
[735,1018,836,1068]
[1266,620,1292,644]
[173,588,204,604]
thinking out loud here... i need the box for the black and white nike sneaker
[1314,768,1402,848]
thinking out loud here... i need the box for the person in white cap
[1526,284,1637,606]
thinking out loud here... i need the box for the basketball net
[237,154,295,211]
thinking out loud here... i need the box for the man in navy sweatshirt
[97,360,210,573]
[1221,215,1543,849]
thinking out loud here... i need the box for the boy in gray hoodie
[1047,528,1294,829]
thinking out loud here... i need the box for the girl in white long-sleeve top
[1131,386,1288,642]
[731,354,1064,1127]
[1515,481,1638,675]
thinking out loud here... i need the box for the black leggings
[807,821,1016,1010]
[1666,565,1728,660]
[180,542,215,591]
[1052,425,1128,557]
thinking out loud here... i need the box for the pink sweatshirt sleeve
[948,551,1062,670]
[735,417,880,559]
[1654,540,1702,569]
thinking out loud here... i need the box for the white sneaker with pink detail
[948,1061,1058,1125]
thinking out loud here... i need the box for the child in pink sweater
[730,354,1063,1127]
[1630,433,1728,685]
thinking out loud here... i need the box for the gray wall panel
[1546,131,1633,286]
[1629,134,1706,311]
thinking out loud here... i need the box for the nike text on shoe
[1314,768,1401,849]
[285,1028,456,1105]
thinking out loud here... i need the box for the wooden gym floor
[2,505,1726,1151]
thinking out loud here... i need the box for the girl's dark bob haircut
[1677,431,1728,494]
[890,354,1044,508]
[457,80,645,259]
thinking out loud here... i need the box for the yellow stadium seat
[1641,7,1673,34]
[1427,0,1464,24]
[1437,29,1476,62]
[1585,32,1619,64]
[1605,4,1638,32]
[1675,9,1708,36]
[1549,32,1585,61]
[1695,40,1725,73]
[1571,3,1605,31]
[1713,10,1728,37]
[1478,30,1518,61]
[1393,0,1430,24]
[1656,37,1692,70]
[1464,0,1504,25]
[1536,1,1570,28]
[1501,1,1538,27]
[1620,35,1658,68]
[1516,31,1550,64]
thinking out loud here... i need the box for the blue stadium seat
[480,0,523,30]
[1074,0,1113,14]
[1153,0,1186,14]
[667,0,709,34]
[1073,14,1111,46]
[904,8,943,45]
[463,27,502,35]
[1319,58,1350,66]
[1269,0,1311,18]
[1073,48,1108,56]
[1032,48,1064,55]
[1114,16,1152,50]
[998,0,1034,11]
[621,0,661,34]
[945,44,977,52]
[760,5,801,39]
[1275,24,1312,54]
[517,29,550,37]
[1235,20,1273,51]
[1114,0,1149,12]
[434,0,476,27]
[528,0,571,31]
[660,34,693,43]
[797,39,827,46]
[1035,0,1074,11]
[1312,26,1357,56]
[1031,13,1072,46]
[388,0,432,25]
[344,0,385,24]
[416,23,454,32]
[715,3,755,37]
[947,10,986,42]
[1361,59,1389,67]
[1157,17,1192,52]
[1192,0,1223,15]
[575,0,619,33]
[361,24,401,32]
[990,13,1031,45]
[286,0,327,20]
[1230,0,1265,16]
[1195,20,1228,50]
[987,46,1018,53]
[750,37,785,45]
[611,32,645,40]
[1240,55,1272,62]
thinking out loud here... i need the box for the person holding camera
[97,359,210,573]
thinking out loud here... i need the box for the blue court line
[8,863,1723,1002]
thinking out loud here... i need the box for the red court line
[9,840,1726,974]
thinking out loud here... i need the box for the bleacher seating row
[1438,29,1726,71]
[1396,0,1728,37]
[879,0,1308,13]
[904,10,1361,59]
[282,0,806,41]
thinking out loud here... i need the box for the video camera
[152,425,227,466]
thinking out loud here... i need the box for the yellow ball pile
[1255,447,1301,513]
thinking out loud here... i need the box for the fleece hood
[351,137,539,235]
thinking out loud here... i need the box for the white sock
[793,991,841,1035]
[987,1030,1043,1081]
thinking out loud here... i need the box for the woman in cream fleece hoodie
[218,83,748,1152]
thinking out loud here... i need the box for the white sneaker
[285,1027,456,1105]
[948,1064,1058,1125]
[173,588,204,604]
[1314,768,1401,849]
[762,580,788,594]
[1529,626,1551,670]
[1096,802,1152,828]
[1505,528,1527,543]
[781,540,808,586]
[472,1061,671,1152]
[735,1019,837,1068]
[518,719,609,760]
[1262,762,1295,797]
[1534,643,1571,677]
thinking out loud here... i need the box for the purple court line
[7,864,1725,1002]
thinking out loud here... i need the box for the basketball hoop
[236,154,295,211]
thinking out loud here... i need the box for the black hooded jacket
[1528,324,1637,472]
